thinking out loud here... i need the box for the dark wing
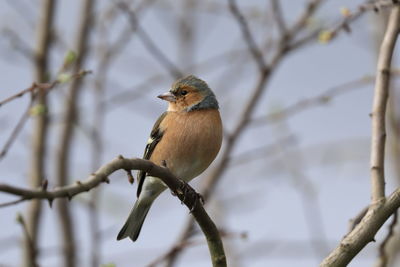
[136,112,168,197]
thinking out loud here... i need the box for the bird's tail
[117,198,152,242]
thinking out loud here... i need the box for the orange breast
[150,109,222,181]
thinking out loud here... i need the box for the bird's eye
[180,90,188,96]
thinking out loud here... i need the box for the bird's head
[158,75,219,112]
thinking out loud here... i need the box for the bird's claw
[189,192,204,213]
[177,182,204,212]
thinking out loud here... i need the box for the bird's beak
[157,92,176,102]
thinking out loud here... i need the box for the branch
[0,94,34,159]
[0,198,26,208]
[370,3,400,203]
[320,5,400,266]
[0,157,227,267]
[0,84,36,107]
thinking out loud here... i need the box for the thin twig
[0,94,34,159]
[0,198,27,208]
[0,84,36,107]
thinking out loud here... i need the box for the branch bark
[320,5,400,266]
[370,4,400,203]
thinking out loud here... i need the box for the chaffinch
[117,75,223,242]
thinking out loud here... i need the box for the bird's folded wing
[136,111,168,197]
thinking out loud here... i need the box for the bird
[117,75,223,242]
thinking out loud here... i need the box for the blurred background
[0,0,399,266]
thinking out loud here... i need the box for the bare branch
[0,93,34,160]
[0,84,36,107]
[0,157,227,267]
[0,198,26,208]
[370,4,400,203]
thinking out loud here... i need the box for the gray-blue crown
[172,75,219,111]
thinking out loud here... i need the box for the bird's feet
[178,182,204,212]
[161,159,204,211]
